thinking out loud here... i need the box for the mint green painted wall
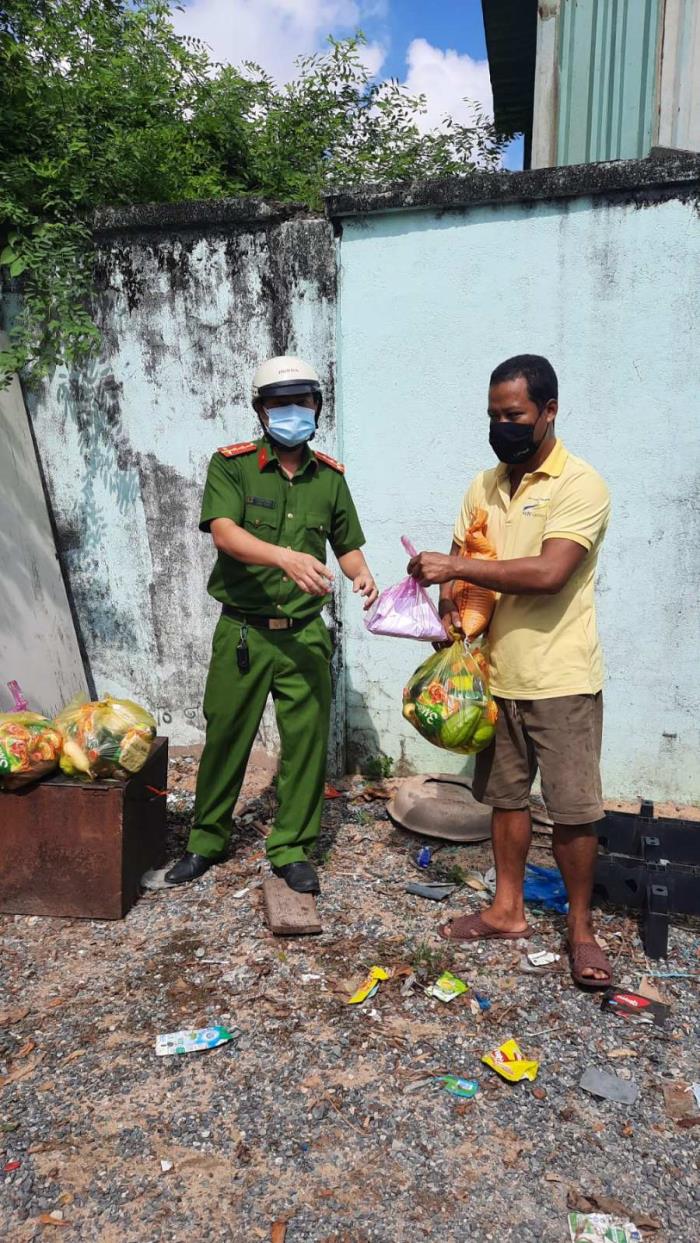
[557,0,661,164]
[338,194,700,804]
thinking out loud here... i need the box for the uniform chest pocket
[243,510,279,542]
[305,511,330,558]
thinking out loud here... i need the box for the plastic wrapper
[402,639,498,754]
[439,1076,479,1099]
[568,1213,642,1243]
[425,970,468,1002]
[0,712,63,789]
[524,862,569,913]
[365,537,446,641]
[348,965,389,1005]
[453,507,497,640]
[54,695,156,780]
[482,1038,539,1083]
[156,1026,236,1056]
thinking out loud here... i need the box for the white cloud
[403,37,493,133]
[171,0,385,83]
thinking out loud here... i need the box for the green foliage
[0,2,507,384]
[410,939,451,979]
[363,752,395,781]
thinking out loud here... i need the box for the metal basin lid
[387,773,491,842]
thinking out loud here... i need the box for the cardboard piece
[262,878,322,936]
[601,989,670,1028]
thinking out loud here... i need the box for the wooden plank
[262,878,321,936]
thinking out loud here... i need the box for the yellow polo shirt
[454,440,610,699]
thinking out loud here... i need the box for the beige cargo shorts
[472,693,604,825]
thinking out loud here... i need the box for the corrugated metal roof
[481,0,538,139]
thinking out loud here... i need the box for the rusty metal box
[0,737,168,920]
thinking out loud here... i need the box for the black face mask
[489,412,545,465]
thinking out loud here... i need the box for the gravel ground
[1,756,699,1242]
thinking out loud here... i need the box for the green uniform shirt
[200,436,366,622]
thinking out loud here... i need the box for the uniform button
[282,576,288,582]
[287,512,293,519]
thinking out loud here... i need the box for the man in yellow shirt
[408,355,612,987]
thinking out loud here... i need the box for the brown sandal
[568,941,613,989]
[438,911,530,943]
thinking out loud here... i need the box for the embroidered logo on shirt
[522,497,550,517]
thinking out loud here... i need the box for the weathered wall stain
[30,214,339,750]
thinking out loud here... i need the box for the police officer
[165,356,377,893]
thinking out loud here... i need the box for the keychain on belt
[236,623,250,673]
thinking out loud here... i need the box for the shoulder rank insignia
[218,441,257,458]
[315,450,345,474]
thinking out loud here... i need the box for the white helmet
[251,355,322,412]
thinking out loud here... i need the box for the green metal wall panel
[557,0,662,164]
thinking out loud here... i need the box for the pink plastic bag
[364,538,447,641]
[7,681,29,711]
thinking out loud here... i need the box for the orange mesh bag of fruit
[452,508,497,640]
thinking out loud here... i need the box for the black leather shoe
[164,852,218,886]
[272,861,320,894]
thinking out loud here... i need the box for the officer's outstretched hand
[353,572,379,610]
[279,549,334,597]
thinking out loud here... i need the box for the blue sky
[362,0,489,79]
[173,0,524,168]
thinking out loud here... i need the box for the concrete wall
[334,163,700,802]
[8,158,700,803]
[0,333,88,717]
[26,204,340,758]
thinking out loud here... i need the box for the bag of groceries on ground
[0,712,63,789]
[453,507,498,640]
[402,639,498,754]
[54,695,156,780]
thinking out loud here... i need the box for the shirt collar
[495,437,568,482]
[257,436,318,475]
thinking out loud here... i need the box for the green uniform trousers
[187,613,332,867]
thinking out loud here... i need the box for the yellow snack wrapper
[348,966,390,1005]
[481,1038,539,1083]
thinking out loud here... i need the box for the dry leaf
[608,1047,637,1059]
[271,1222,287,1243]
[663,1082,699,1122]
[46,999,63,1010]
[638,975,667,1004]
[37,1213,71,1228]
[567,1189,660,1229]
[463,872,489,893]
[62,1050,85,1065]
[0,1052,46,1089]
[16,1039,36,1058]
[0,1006,30,1026]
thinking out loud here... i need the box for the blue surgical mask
[264,404,316,448]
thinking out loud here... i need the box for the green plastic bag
[402,640,498,755]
